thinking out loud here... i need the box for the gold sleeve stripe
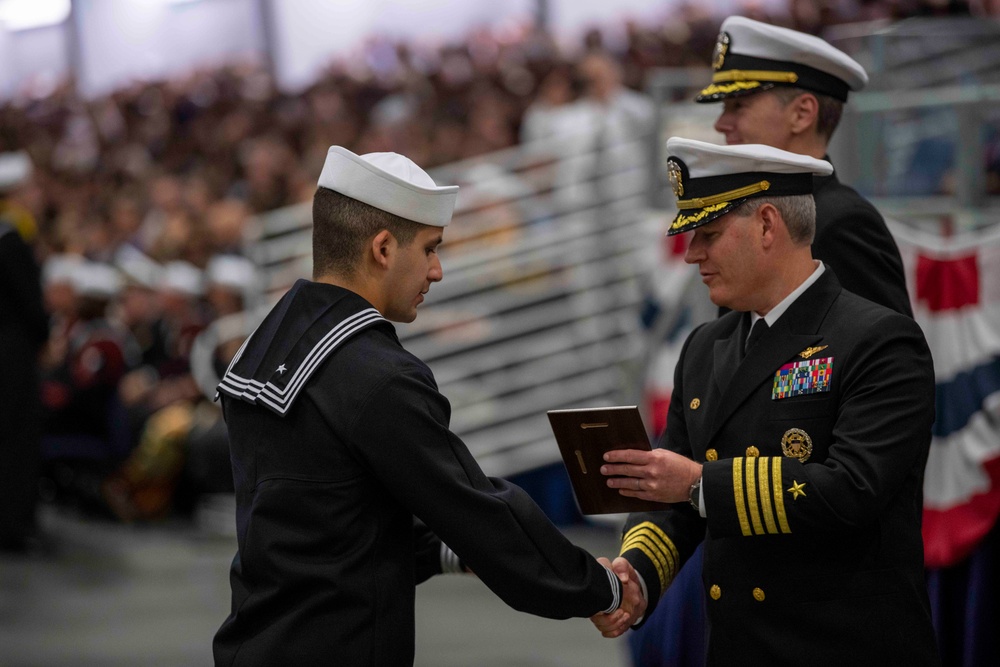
[621,531,669,571]
[732,457,751,536]
[745,457,765,535]
[758,456,778,534]
[771,457,791,534]
[621,534,675,588]
[620,522,680,590]
[622,542,668,592]
[622,523,679,576]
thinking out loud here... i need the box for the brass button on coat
[746,446,760,457]
[752,587,765,602]
[709,585,721,600]
[706,449,718,462]
[690,398,701,410]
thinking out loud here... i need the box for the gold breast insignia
[781,428,813,463]
[799,345,828,359]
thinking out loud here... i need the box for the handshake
[590,556,647,638]
[586,446,704,637]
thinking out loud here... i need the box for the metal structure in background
[244,132,663,477]
[826,17,1000,229]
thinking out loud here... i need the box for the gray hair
[729,194,816,245]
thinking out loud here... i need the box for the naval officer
[593,137,939,666]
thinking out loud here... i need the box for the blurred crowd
[0,0,996,529]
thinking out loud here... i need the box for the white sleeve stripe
[602,564,621,614]
[439,543,463,574]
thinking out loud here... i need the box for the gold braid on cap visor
[669,180,771,232]
[713,69,800,84]
[676,180,771,210]
[700,70,799,97]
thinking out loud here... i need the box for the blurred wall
[0,0,788,100]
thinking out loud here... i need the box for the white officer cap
[316,146,459,227]
[664,137,833,235]
[161,260,204,297]
[697,16,868,103]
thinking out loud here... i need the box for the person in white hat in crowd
[156,260,211,380]
[115,260,206,445]
[212,146,642,666]
[203,253,260,319]
[38,261,140,509]
[114,245,166,369]
[590,138,939,665]
[695,15,911,317]
[0,151,50,552]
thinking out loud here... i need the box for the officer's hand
[601,448,702,504]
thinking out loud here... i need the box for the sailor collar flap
[216,280,387,416]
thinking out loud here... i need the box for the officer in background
[0,151,49,552]
[594,138,939,666]
[698,16,911,316]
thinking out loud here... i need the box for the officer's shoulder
[834,289,916,332]
[815,179,883,224]
[340,322,432,378]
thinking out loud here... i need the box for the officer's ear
[787,92,819,137]
[370,229,395,270]
[757,203,783,249]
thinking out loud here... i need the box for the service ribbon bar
[772,356,833,400]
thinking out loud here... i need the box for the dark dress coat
[812,169,912,317]
[0,221,48,548]
[212,280,620,667]
[622,269,940,666]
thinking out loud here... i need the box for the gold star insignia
[787,480,807,500]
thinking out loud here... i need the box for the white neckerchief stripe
[221,308,380,396]
[217,307,385,414]
[218,310,380,408]
[258,310,383,406]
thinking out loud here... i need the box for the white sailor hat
[161,260,204,297]
[0,150,31,190]
[697,16,868,103]
[664,137,833,236]
[317,146,459,227]
[43,254,84,287]
[72,261,123,300]
[205,254,257,292]
[114,245,162,289]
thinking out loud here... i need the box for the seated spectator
[39,261,138,511]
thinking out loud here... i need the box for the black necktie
[744,318,769,355]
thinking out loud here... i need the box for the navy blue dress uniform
[812,170,912,316]
[213,147,624,666]
[619,139,939,665]
[698,16,912,317]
